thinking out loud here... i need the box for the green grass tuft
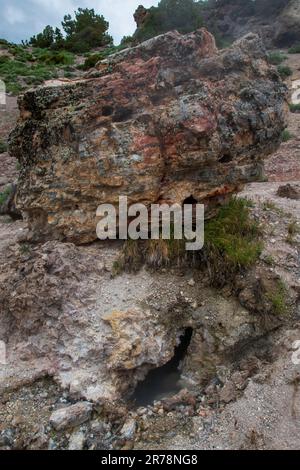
[0,186,12,206]
[204,198,262,271]
[0,139,8,153]
[277,65,293,79]
[288,44,300,54]
[267,280,288,315]
[282,129,293,142]
[289,103,300,113]
[268,51,287,65]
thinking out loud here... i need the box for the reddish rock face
[10,29,287,243]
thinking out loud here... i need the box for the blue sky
[0,0,159,44]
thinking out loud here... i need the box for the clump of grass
[263,254,275,266]
[267,280,288,315]
[0,139,8,153]
[268,51,287,65]
[286,220,299,245]
[0,186,12,206]
[19,243,31,255]
[277,65,293,78]
[0,47,74,95]
[113,198,262,283]
[289,103,300,113]
[262,200,284,215]
[203,198,263,285]
[80,52,104,70]
[282,129,293,142]
[288,44,300,54]
[115,233,187,274]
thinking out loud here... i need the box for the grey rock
[50,402,93,431]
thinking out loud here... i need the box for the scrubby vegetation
[277,65,293,78]
[0,139,8,154]
[268,51,287,65]
[133,0,204,43]
[29,8,113,53]
[286,220,300,245]
[114,197,262,286]
[0,49,63,94]
[289,103,300,113]
[202,198,262,285]
[0,186,12,206]
[282,129,293,142]
[288,44,300,54]
[267,280,288,315]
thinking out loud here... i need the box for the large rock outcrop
[134,1,300,48]
[10,29,287,243]
[204,0,300,48]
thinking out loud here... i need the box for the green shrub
[0,140,8,153]
[268,51,286,65]
[114,197,262,285]
[267,280,288,315]
[277,65,293,78]
[282,129,293,142]
[289,103,300,113]
[62,8,113,53]
[0,186,12,206]
[204,198,262,272]
[81,53,104,70]
[34,49,74,66]
[288,44,300,54]
[134,0,204,43]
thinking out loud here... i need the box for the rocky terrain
[135,0,300,49]
[0,27,299,451]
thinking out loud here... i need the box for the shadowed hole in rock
[102,105,113,116]
[131,327,193,407]
[183,195,198,205]
[219,154,233,163]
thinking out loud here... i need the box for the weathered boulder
[10,29,287,243]
[49,402,93,431]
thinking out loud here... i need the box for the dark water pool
[131,328,193,407]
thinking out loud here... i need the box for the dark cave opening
[183,195,198,205]
[219,154,233,164]
[131,327,193,407]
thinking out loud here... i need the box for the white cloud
[0,0,160,44]
[3,5,26,25]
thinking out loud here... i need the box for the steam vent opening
[132,328,193,407]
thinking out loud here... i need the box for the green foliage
[0,46,74,95]
[268,51,286,65]
[0,139,8,153]
[282,129,293,142]
[286,220,299,245]
[62,8,113,52]
[34,50,74,66]
[289,103,300,113]
[80,52,104,70]
[204,198,262,271]
[0,186,12,206]
[134,0,204,42]
[0,38,10,46]
[288,44,300,54]
[277,65,292,78]
[120,36,134,47]
[267,280,288,315]
[30,25,56,48]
